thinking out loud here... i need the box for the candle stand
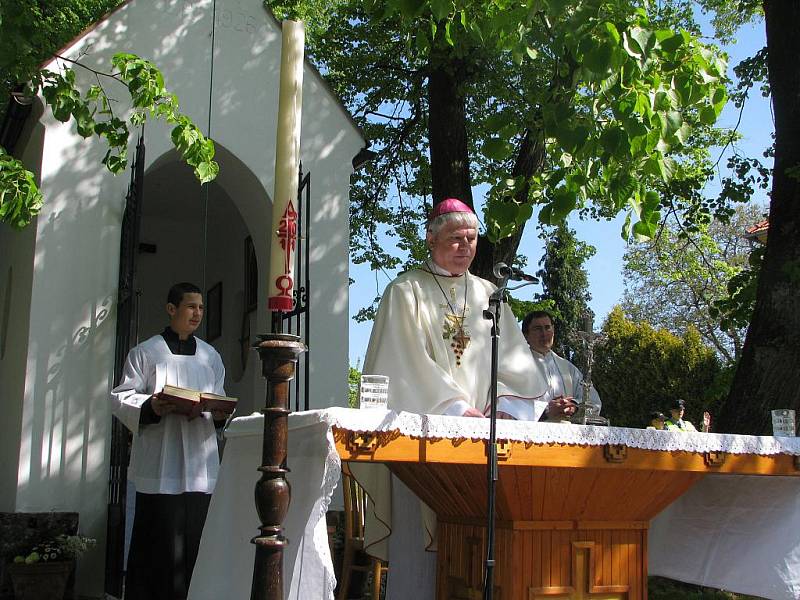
[250,333,306,600]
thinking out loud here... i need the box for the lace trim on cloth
[313,427,341,600]
[225,408,800,457]
[225,413,342,598]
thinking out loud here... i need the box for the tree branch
[53,53,124,83]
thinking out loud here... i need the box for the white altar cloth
[189,408,800,600]
[649,474,800,599]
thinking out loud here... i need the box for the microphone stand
[482,278,535,600]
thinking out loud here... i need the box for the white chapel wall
[0,109,45,512]
[0,221,36,513]
[16,111,130,598]
[11,0,363,595]
[15,1,215,595]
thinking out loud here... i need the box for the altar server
[521,310,602,420]
[111,282,226,600]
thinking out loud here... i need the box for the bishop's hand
[461,407,485,418]
[546,396,577,419]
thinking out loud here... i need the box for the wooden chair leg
[371,559,382,600]
[337,546,353,600]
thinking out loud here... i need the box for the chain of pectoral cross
[430,271,471,367]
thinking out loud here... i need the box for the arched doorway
[106,142,272,595]
[135,147,269,404]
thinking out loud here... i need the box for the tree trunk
[716,1,800,435]
[428,51,473,205]
[427,50,545,284]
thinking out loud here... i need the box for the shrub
[594,307,726,429]
[12,534,95,564]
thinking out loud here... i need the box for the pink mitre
[428,197,475,220]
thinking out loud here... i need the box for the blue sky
[348,18,772,367]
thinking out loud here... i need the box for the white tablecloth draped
[649,474,800,599]
[190,411,342,600]
[189,408,800,600]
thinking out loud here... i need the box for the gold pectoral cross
[453,324,471,352]
[441,285,470,366]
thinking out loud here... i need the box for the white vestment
[532,349,601,413]
[354,266,547,600]
[363,266,546,418]
[110,335,225,494]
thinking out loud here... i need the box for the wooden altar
[335,429,800,600]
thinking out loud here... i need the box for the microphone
[492,262,539,283]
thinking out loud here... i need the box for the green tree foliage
[593,307,725,429]
[622,203,765,364]
[0,0,120,97]
[270,0,728,290]
[348,365,362,408]
[710,244,763,335]
[535,224,595,358]
[0,0,218,229]
[507,296,555,323]
[692,0,762,45]
[0,150,42,229]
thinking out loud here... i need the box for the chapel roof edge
[36,0,366,148]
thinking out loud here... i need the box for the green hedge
[593,307,728,429]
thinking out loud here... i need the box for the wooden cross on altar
[530,542,628,600]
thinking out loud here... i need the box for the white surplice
[363,266,546,418]
[532,349,602,412]
[110,335,226,494]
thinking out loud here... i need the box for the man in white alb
[521,310,601,420]
[357,198,550,600]
[363,198,546,420]
[110,282,227,600]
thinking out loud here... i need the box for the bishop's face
[427,221,478,275]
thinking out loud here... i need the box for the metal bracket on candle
[268,295,294,311]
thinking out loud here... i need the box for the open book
[158,384,238,417]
